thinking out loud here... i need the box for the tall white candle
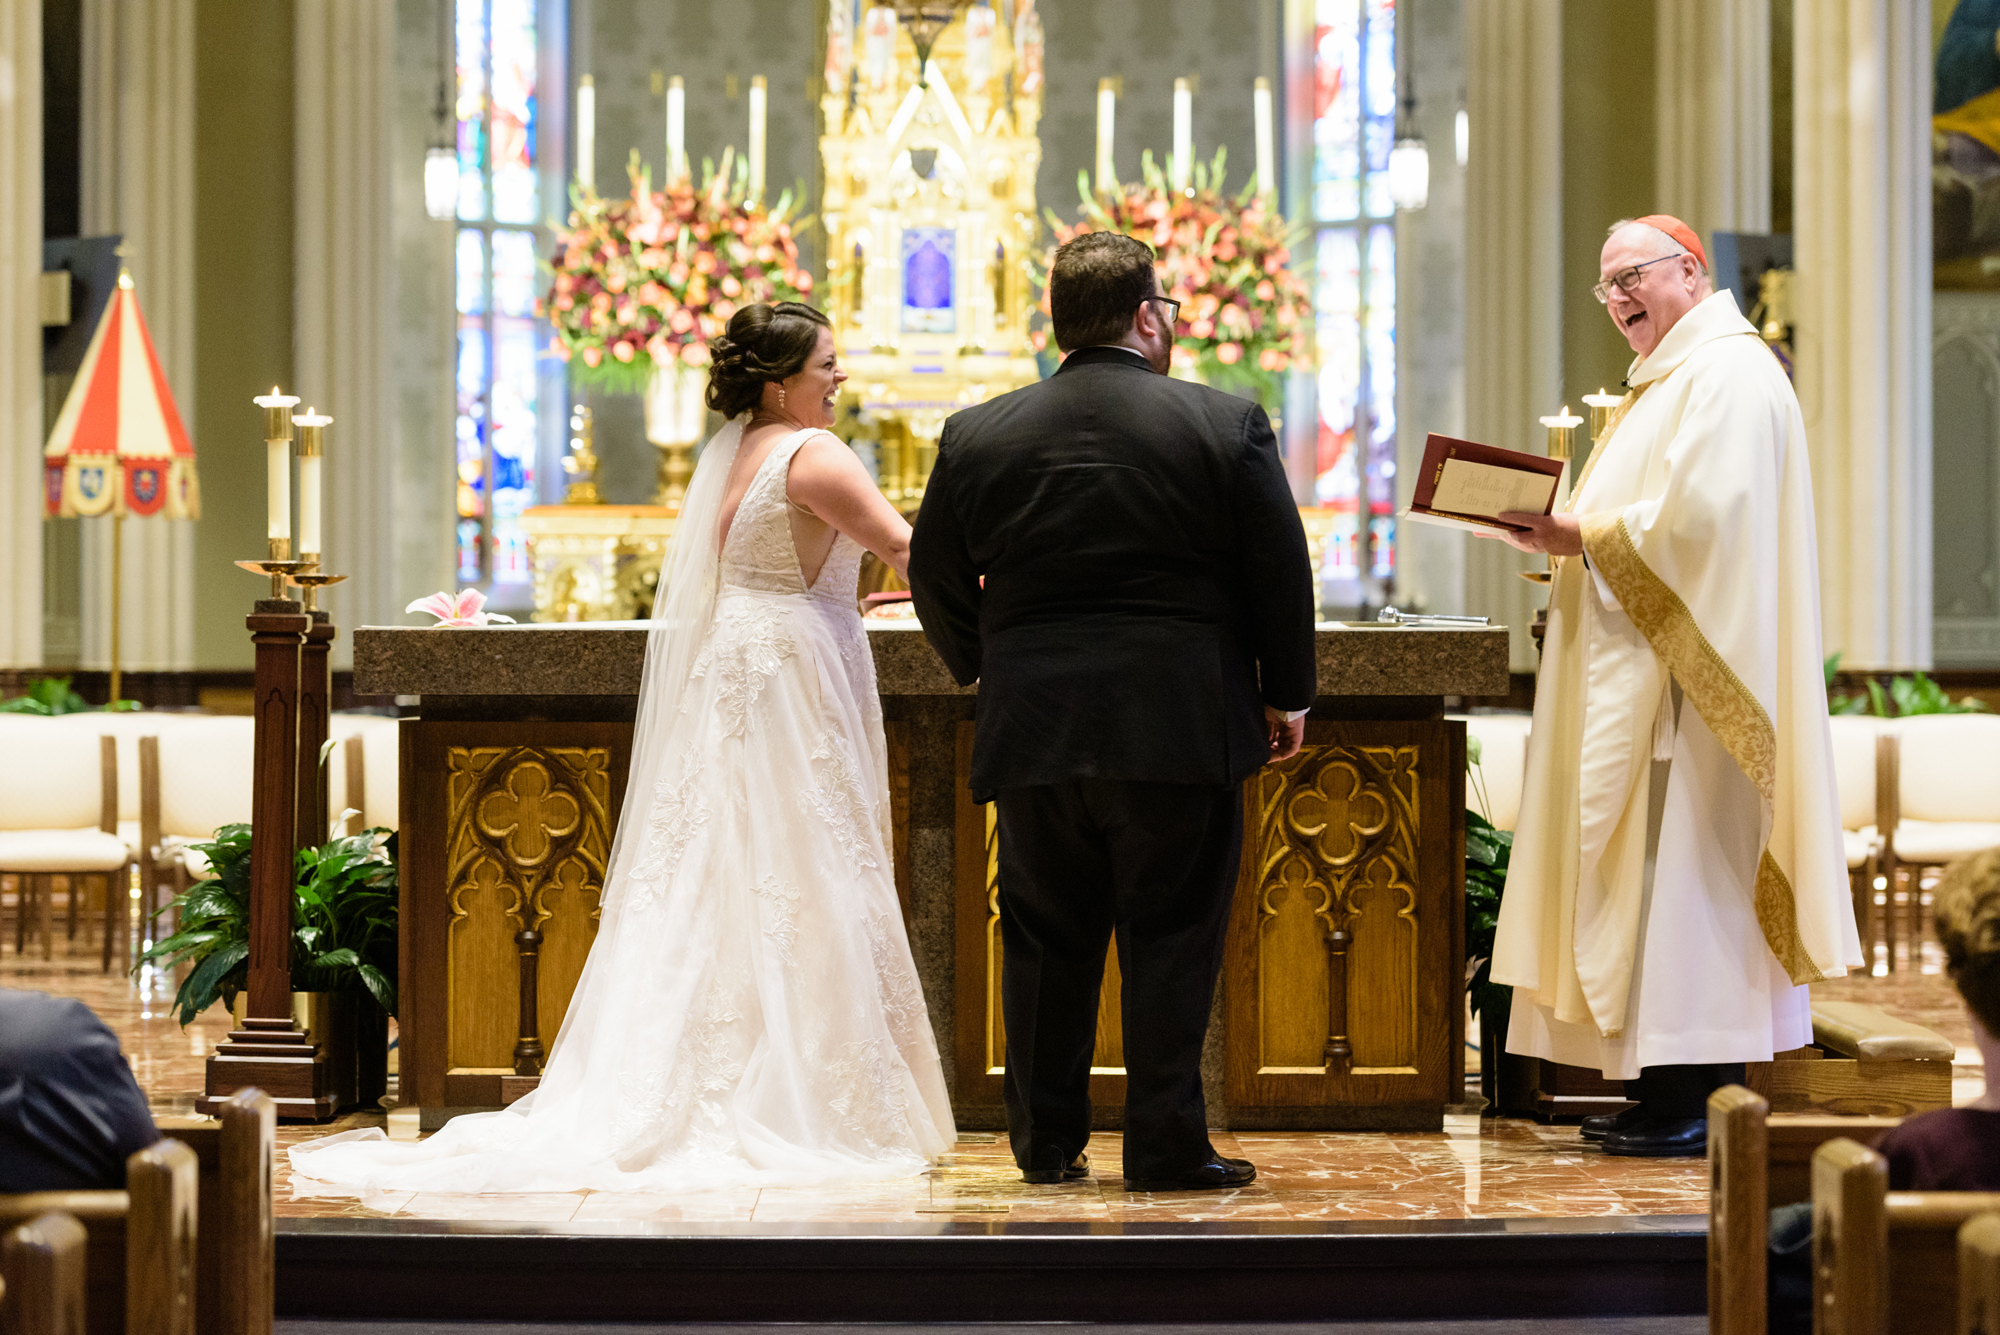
[748,76,767,201]
[1095,78,1116,193]
[253,388,299,543]
[1253,76,1275,201]
[1172,77,1192,192]
[576,75,596,193]
[293,409,331,556]
[667,76,686,183]
[266,442,290,542]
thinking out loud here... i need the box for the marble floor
[2,896,1978,1228]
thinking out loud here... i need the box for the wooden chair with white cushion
[326,713,400,837]
[1828,715,1887,966]
[1451,711,1530,832]
[1883,714,2000,965]
[0,1211,88,1335]
[0,718,131,968]
[143,718,255,896]
[49,714,194,945]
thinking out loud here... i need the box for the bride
[291,302,956,1192]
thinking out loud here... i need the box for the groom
[909,231,1317,1191]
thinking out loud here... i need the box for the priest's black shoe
[1602,1115,1707,1158]
[1123,1156,1257,1192]
[1580,1104,1648,1143]
[1020,1151,1090,1184]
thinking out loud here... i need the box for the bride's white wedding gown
[290,427,955,1192]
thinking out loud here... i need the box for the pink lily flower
[405,588,518,628]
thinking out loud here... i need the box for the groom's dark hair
[1048,232,1159,352]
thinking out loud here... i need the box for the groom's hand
[1264,705,1305,764]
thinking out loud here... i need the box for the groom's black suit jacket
[909,345,1318,799]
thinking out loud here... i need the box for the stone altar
[356,622,1510,1131]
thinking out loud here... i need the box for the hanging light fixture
[1387,16,1429,212]
[423,1,457,220]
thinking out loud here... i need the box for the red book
[1403,433,1566,534]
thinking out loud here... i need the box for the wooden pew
[1706,1085,1903,1335]
[155,1089,275,1335]
[1811,1137,2000,1335]
[0,1212,88,1335]
[1958,1212,2000,1334]
[0,1140,198,1335]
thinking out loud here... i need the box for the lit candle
[1095,77,1116,193]
[1582,388,1622,444]
[1538,406,1584,461]
[254,387,299,544]
[667,76,686,183]
[748,75,767,201]
[1172,77,1192,192]
[576,75,596,194]
[293,409,331,558]
[1253,77,1275,202]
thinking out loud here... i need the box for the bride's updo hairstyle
[704,301,833,418]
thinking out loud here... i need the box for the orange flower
[1216,342,1242,365]
[612,340,636,363]
[681,341,711,366]
[582,345,603,367]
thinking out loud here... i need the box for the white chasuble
[1491,290,1862,1079]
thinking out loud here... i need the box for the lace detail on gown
[286,427,954,1194]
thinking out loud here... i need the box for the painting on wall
[1936,0,2000,289]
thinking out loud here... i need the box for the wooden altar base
[271,1214,1705,1324]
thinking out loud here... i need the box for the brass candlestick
[236,537,305,604]
[287,570,349,613]
[1582,389,1621,447]
[562,405,601,504]
[1520,407,1583,586]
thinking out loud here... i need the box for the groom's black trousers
[993,777,1243,1181]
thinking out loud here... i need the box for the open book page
[1430,458,1556,519]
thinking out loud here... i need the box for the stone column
[79,0,197,673]
[0,4,42,669]
[1654,0,1771,243]
[1462,0,1562,670]
[294,0,399,653]
[1793,2,1931,669]
[1392,0,1466,620]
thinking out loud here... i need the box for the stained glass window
[455,0,543,587]
[1312,0,1397,600]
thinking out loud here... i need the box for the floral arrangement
[542,152,814,395]
[1039,148,1311,410]
[407,589,516,627]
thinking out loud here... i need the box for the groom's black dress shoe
[1602,1115,1708,1158]
[1123,1156,1257,1192]
[1020,1151,1090,1184]
[1580,1103,1648,1142]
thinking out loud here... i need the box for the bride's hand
[787,433,913,578]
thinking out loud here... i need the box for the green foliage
[1465,808,1513,1025]
[1826,652,1988,717]
[138,823,399,1025]
[0,675,98,714]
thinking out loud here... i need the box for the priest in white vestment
[1490,215,1864,1157]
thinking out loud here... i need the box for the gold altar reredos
[820,2,1044,505]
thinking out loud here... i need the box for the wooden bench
[0,1140,197,1335]
[1750,1000,1958,1117]
[1707,1084,1904,1335]
[1811,1137,2000,1334]
[153,1089,274,1335]
[0,1211,88,1335]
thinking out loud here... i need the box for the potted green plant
[139,823,398,1111]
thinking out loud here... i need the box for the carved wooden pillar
[296,613,333,849]
[201,606,334,1119]
[513,927,544,1076]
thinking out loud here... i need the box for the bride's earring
[778,384,787,411]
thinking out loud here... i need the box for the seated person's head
[1935,847,2000,1039]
